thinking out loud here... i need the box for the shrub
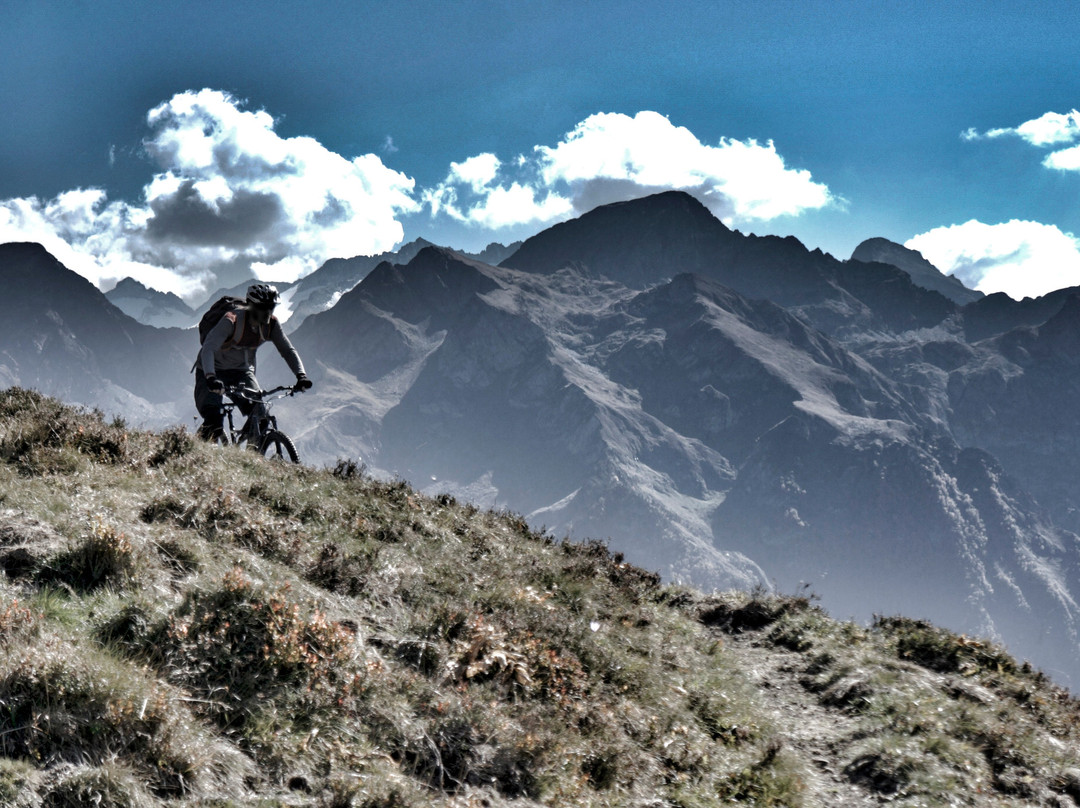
[306,541,377,597]
[139,495,191,526]
[148,426,193,467]
[155,568,359,724]
[41,518,140,592]
[0,596,40,647]
[874,615,1018,677]
[0,388,129,474]
[446,614,589,706]
[698,590,815,633]
[332,458,367,480]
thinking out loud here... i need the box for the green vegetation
[0,387,1077,806]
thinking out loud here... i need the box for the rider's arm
[268,318,306,378]
[199,312,239,377]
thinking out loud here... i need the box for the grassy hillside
[0,389,1079,807]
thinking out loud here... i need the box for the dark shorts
[194,367,259,439]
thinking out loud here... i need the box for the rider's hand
[294,374,313,392]
[206,375,225,395]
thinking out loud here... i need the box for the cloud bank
[0,89,418,299]
[423,110,834,231]
[0,97,833,301]
[907,219,1080,300]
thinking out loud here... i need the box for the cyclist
[194,283,313,441]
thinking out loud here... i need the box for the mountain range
[5,190,1080,686]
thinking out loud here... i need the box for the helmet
[246,283,279,309]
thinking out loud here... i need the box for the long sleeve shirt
[197,308,305,379]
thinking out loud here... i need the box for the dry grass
[0,389,1077,806]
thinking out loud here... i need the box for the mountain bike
[217,384,302,463]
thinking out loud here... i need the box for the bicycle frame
[219,385,296,449]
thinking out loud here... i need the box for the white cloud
[1043,143,1080,172]
[906,219,1080,300]
[0,89,419,299]
[965,109,1080,173]
[423,110,833,232]
[1010,110,1080,147]
[450,153,501,192]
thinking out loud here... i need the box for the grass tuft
[40,518,141,592]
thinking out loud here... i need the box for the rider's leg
[225,370,264,444]
[193,368,225,441]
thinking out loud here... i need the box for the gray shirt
[198,308,305,378]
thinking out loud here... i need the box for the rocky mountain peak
[503,190,736,286]
[110,277,152,295]
[850,237,983,305]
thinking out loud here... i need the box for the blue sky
[2,0,1079,301]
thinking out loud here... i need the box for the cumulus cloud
[964,109,1080,173]
[906,219,1080,300]
[0,89,418,299]
[423,110,833,232]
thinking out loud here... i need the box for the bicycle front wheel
[258,430,300,463]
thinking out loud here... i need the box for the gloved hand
[206,374,225,395]
[294,374,313,392]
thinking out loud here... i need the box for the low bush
[148,426,193,467]
[699,589,817,634]
[40,518,140,592]
[0,388,129,474]
[874,615,1018,677]
[151,567,360,725]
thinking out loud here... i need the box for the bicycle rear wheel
[258,429,300,463]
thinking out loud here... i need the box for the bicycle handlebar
[221,383,301,401]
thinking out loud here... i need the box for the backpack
[198,296,246,345]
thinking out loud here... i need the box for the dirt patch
[719,627,881,808]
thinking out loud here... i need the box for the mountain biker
[194,283,313,441]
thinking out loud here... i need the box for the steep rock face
[0,243,191,421]
[293,249,762,587]
[476,240,521,266]
[959,287,1078,342]
[948,295,1080,534]
[603,273,917,461]
[504,191,737,286]
[278,238,438,331]
[850,237,983,305]
[296,249,499,383]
